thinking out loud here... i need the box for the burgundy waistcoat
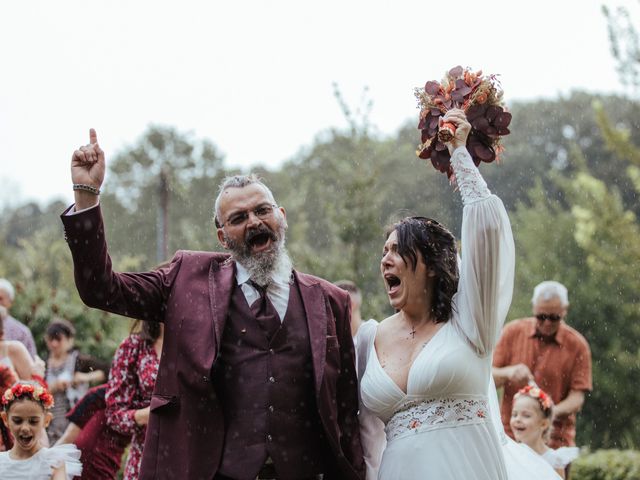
[212,279,333,480]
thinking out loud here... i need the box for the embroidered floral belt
[385,396,489,442]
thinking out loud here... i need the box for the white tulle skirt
[502,437,562,479]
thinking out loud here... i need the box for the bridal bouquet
[415,65,512,179]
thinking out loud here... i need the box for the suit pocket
[150,393,180,412]
[326,335,339,352]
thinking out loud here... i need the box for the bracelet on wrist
[73,183,101,195]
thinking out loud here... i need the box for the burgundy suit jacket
[62,205,365,480]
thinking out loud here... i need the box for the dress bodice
[361,321,491,424]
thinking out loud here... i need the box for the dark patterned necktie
[248,280,281,340]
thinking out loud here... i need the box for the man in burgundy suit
[62,129,365,480]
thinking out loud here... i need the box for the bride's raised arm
[447,112,515,356]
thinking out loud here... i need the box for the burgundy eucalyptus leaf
[471,117,490,132]
[435,141,448,151]
[485,105,501,122]
[425,81,441,95]
[474,142,495,161]
[466,103,487,121]
[431,150,451,174]
[449,65,463,78]
[493,111,512,128]
[455,79,472,93]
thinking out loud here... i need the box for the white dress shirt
[235,261,292,322]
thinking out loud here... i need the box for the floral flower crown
[415,65,512,179]
[1,382,54,410]
[515,384,553,413]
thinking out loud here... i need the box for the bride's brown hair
[387,217,459,323]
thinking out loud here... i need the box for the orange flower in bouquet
[415,65,512,178]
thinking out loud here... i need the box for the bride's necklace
[405,314,437,340]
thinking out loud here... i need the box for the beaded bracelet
[73,184,101,195]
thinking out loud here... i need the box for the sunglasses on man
[535,313,562,322]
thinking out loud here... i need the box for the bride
[358,108,514,479]
[355,108,561,479]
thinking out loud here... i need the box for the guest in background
[106,320,163,480]
[56,384,131,479]
[0,279,37,359]
[0,306,35,380]
[334,280,376,343]
[493,281,592,449]
[45,318,109,444]
[0,365,17,451]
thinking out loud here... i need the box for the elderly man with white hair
[492,280,592,449]
[0,278,38,358]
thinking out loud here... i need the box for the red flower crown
[515,384,553,413]
[415,65,512,179]
[1,382,54,410]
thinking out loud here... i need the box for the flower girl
[0,381,82,479]
[510,384,579,479]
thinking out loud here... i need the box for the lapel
[295,271,328,395]
[209,258,236,354]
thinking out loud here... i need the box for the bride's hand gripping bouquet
[415,65,512,179]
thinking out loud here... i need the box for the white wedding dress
[359,147,515,479]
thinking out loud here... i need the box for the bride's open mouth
[384,273,401,296]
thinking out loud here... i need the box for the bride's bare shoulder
[376,312,400,336]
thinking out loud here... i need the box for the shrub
[571,449,640,480]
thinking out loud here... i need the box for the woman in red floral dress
[106,321,163,480]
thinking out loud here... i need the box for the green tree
[106,125,227,263]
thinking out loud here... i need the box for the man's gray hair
[531,280,569,307]
[0,279,15,301]
[213,174,277,228]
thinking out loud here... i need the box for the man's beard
[224,218,292,287]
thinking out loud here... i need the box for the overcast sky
[0,0,636,208]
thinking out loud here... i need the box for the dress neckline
[372,322,448,396]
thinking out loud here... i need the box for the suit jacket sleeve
[61,204,180,322]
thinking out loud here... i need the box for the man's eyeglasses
[535,313,562,322]
[222,203,277,227]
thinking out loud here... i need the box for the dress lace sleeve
[450,147,515,356]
